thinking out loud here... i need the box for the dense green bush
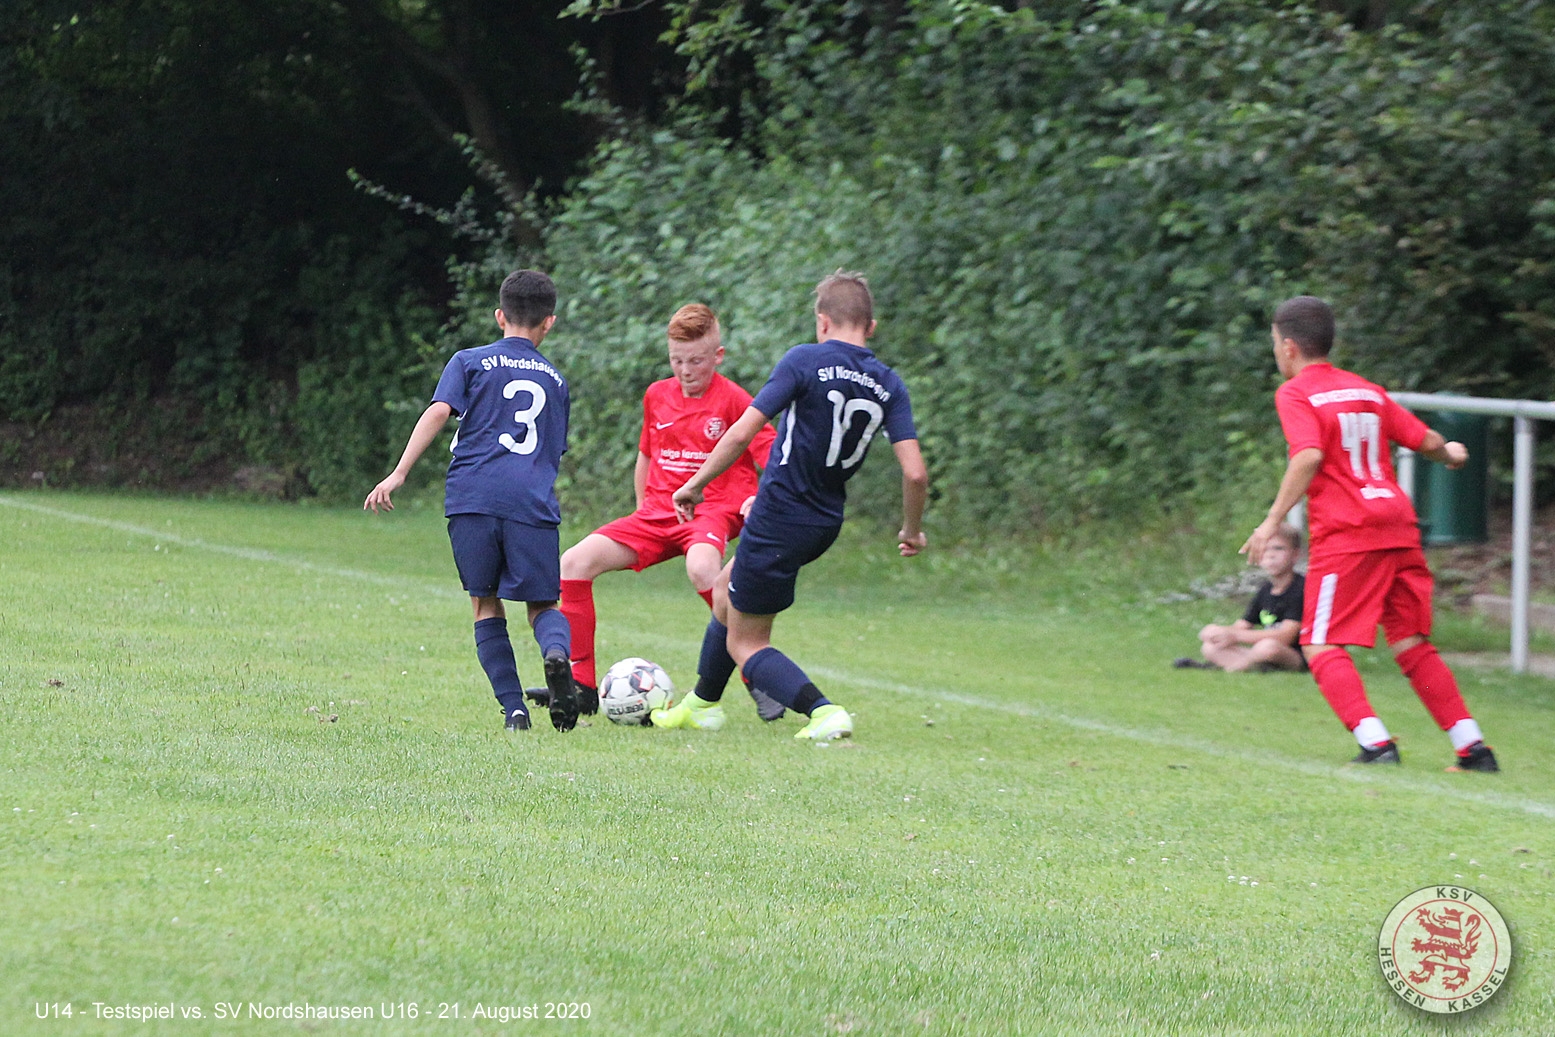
[442,0,1555,532]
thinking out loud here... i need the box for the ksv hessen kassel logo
[1378,885,1511,1013]
[703,417,725,440]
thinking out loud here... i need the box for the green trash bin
[1410,411,1489,545]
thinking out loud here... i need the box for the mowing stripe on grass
[8,493,1553,822]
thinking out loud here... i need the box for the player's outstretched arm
[364,401,454,513]
[673,405,767,522]
[1416,430,1468,470]
[1240,447,1322,564]
[893,438,929,557]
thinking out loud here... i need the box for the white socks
[1447,718,1484,752]
[1352,716,1391,749]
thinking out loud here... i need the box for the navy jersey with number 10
[433,336,570,526]
[747,339,916,527]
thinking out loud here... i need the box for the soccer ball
[599,657,675,726]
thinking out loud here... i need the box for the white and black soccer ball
[599,657,675,726]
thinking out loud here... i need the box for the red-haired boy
[538,304,776,716]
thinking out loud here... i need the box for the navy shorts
[727,517,840,615]
[447,514,561,602]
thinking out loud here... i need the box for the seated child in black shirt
[1177,523,1306,673]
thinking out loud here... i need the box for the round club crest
[704,416,725,440]
[1378,885,1511,1013]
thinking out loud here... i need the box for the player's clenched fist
[672,482,703,524]
[898,530,927,557]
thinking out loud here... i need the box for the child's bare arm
[1242,448,1322,563]
[893,439,929,556]
[365,402,454,512]
[1231,619,1299,647]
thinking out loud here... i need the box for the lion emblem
[1406,907,1482,992]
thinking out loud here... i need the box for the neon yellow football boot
[650,693,726,731]
[795,703,853,741]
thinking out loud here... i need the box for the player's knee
[559,546,586,580]
[1389,634,1426,657]
[686,559,719,593]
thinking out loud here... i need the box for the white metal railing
[1390,391,1555,674]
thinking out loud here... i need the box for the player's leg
[449,514,531,731]
[525,598,582,725]
[727,521,848,740]
[728,608,851,741]
[683,525,785,720]
[1383,550,1497,772]
[559,532,640,692]
[497,520,577,731]
[684,541,722,609]
[1197,628,1256,672]
[650,561,737,731]
[1245,638,1305,672]
[1303,552,1397,762]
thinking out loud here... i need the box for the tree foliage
[500,0,1555,529]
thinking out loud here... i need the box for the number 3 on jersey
[1338,411,1383,480]
[499,378,547,455]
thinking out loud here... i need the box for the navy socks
[742,646,829,716]
[693,617,738,703]
[474,617,526,714]
[531,606,571,659]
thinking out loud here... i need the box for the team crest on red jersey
[704,417,725,440]
[1378,885,1511,1014]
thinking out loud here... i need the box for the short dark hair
[1272,296,1334,358]
[500,270,557,328]
[815,270,873,328]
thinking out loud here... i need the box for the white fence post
[1512,416,1535,674]
[1388,392,1555,675]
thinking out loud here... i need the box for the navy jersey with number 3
[748,340,916,527]
[433,336,570,526]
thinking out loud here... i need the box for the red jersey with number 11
[1275,362,1431,555]
[637,373,775,521]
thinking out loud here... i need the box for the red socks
[1394,642,1472,730]
[698,587,714,609]
[1307,648,1376,731]
[560,578,596,688]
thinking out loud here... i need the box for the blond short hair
[814,270,873,328]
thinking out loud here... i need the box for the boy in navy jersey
[654,271,929,739]
[364,270,579,733]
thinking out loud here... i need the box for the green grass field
[3,491,1552,1035]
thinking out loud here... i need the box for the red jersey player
[548,303,776,712]
[1242,295,1498,771]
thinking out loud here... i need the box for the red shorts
[1301,546,1434,648]
[593,511,741,571]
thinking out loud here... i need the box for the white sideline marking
[804,667,1555,821]
[6,494,1552,820]
[0,495,461,599]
